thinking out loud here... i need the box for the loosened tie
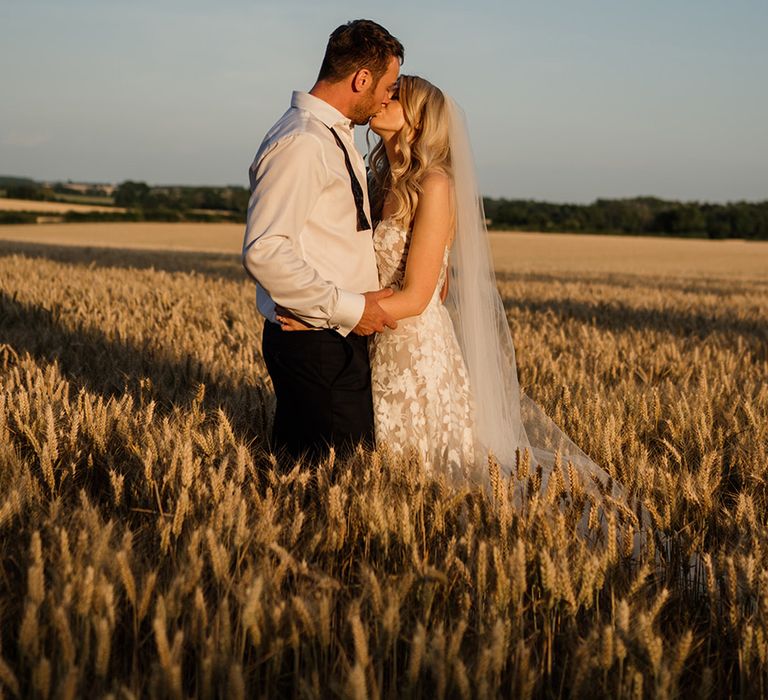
[328,126,371,232]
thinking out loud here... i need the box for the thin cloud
[2,131,50,148]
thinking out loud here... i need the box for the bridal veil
[442,97,626,508]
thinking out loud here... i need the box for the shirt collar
[291,91,354,132]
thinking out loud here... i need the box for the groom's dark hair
[317,20,404,84]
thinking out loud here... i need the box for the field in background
[0,199,125,214]
[0,229,766,697]
[1,222,768,276]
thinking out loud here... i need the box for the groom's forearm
[242,234,365,333]
[242,132,365,335]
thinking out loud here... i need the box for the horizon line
[1,174,766,207]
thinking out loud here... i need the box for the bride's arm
[276,173,452,330]
[377,172,453,321]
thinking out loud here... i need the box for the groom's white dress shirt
[242,91,379,336]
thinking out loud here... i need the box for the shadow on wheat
[0,242,766,698]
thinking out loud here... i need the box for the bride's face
[369,89,406,138]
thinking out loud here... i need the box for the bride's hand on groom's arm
[275,305,314,331]
[275,291,397,334]
[351,289,398,336]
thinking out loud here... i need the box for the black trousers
[262,320,375,463]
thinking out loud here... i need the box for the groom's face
[351,56,400,126]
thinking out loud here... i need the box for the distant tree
[702,205,732,239]
[652,206,707,236]
[114,181,152,208]
[0,211,38,223]
[5,184,45,200]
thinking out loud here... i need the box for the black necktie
[328,126,371,232]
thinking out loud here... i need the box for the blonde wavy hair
[368,75,453,227]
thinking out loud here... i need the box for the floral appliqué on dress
[369,217,476,481]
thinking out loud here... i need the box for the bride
[278,75,628,511]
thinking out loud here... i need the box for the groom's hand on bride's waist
[352,289,397,336]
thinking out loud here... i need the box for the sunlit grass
[0,239,766,698]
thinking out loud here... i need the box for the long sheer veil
[443,97,625,506]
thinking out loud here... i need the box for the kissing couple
[242,19,622,504]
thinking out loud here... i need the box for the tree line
[482,196,768,239]
[0,179,249,224]
[112,181,249,222]
[2,177,766,238]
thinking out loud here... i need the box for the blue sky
[1,0,766,202]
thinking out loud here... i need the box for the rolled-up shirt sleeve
[242,132,365,335]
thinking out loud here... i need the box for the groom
[242,20,404,463]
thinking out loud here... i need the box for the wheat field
[0,199,126,214]
[0,227,767,698]
[2,223,768,277]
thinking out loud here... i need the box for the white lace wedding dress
[366,99,655,561]
[369,216,476,481]
[369,215,626,501]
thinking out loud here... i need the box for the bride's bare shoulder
[412,170,455,236]
[419,168,451,190]
[417,170,455,221]
[418,169,452,205]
